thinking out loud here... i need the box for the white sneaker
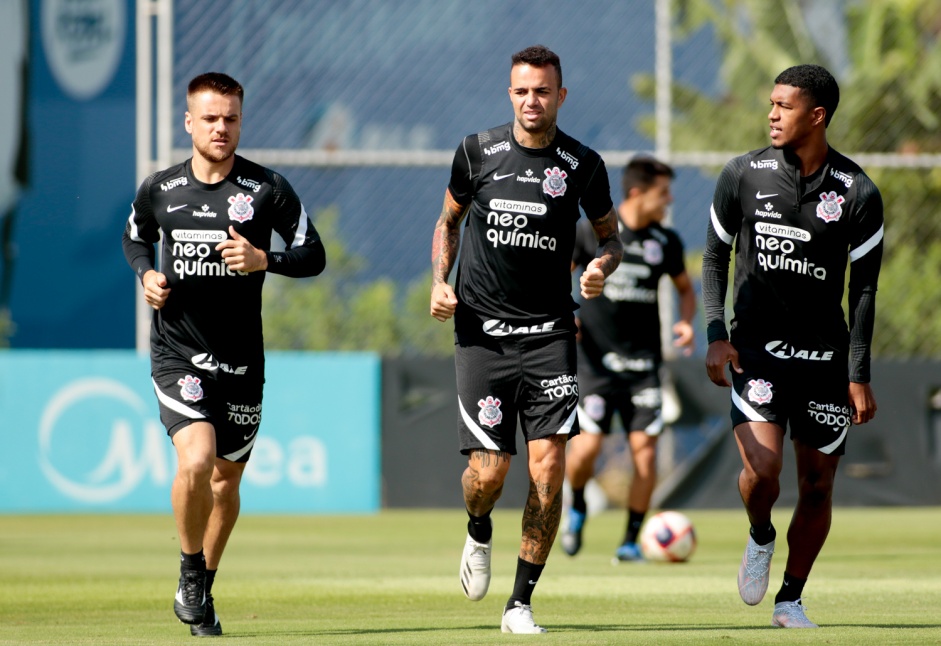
[772,599,818,628]
[501,601,547,634]
[459,527,492,601]
[737,535,774,605]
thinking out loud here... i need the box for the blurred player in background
[122,72,326,637]
[702,64,883,628]
[429,45,622,633]
[562,156,696,562]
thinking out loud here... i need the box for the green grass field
[2,508,940,644]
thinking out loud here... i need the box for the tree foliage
[262,207,454,356]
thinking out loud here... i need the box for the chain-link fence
[160,0,941,358]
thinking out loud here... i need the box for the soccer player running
[429,45,622,634]
[562,157,696,562]
[702,64,883,628]
[122,73,326,636]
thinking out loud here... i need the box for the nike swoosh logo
[167,204,189,212]
[755,192,778,199]
[493,172,515,181]
[527,580,537,585]
[244,428,258,441]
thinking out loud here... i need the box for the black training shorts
[151,355,264,463]
[729,342,852,455]
[577,370,663,436]
[454,311,580,455]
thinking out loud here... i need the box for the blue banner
[3,0,136,348]
[0,351,380,512]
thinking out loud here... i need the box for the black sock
[749,522,776,546]
[774,572,806,603]
[624,509,646,544]
[467,509,493,543]
[506,558,545,610]
[180,549,206,571]
[571,488,587,515]
[205,569,216,596]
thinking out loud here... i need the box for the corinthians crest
[816,190,844,223]
[747,378,774,405]
[228,192,255,223]
[477,396,503,428]
[543,167,568,197]
[642,239,663,265]
[178,375,204,402]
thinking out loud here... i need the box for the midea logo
[38,378,171,503]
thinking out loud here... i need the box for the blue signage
[4,0,136,348]
[0,351,380,513]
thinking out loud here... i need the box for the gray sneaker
[501,601,548,634]
[772,599,818,628]
[737,535,774,605]
[459,526,492,601]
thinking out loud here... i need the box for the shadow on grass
[215,621,941,638]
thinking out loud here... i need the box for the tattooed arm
[579,206,622,299]
[430,188,470,322]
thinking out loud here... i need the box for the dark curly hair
[511,45,562,87]
[775,64,839,127]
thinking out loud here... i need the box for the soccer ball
[639,511,696,562]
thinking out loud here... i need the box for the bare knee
[742,450,783,487]
[177,453,215,487]
[463,449,511,508]
[529,436,567,484]
[211,466,243,503]
[797,469,835,508]
[568,433,602,462]
[465,466,506,494]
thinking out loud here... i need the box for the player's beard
[194,136,238,164]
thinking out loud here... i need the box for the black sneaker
[190,594,223,637]
[174,569,207,624]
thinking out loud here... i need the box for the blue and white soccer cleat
[560,508,586,556]
[614,541,645,562]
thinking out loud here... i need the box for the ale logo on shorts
[747,378,773,405]
[542,167,568,197]
[227,193,255,223]
[816,191,844,223]
[178,375,204,402]
[477,396,503,428]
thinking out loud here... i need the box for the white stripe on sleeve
[849,224,884,262]
[289,205,310,249]
[711,204,734,245]
[127,206,145,242]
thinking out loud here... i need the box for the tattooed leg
[520,436,567,564]
[462,449,511,516]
